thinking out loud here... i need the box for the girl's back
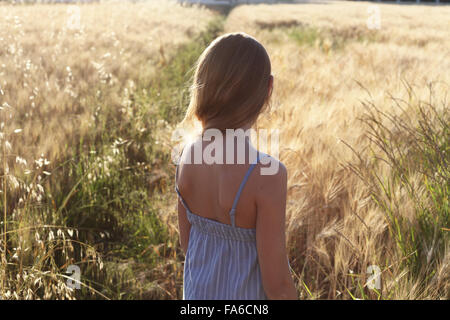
[177,139,262,229]
[176,32,297,300]
[176,139,270,299]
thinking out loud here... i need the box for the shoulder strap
[175,146,191,213]
[229,153,260,227]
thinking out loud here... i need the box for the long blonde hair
[183,32,272,132]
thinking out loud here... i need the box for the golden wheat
[0,1,215,163]
[0,0,217,299]
[223,1,449,299]
[1,0,448,299]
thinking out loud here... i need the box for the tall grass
[224,1,450,299]
[345,84,449,298]
[1,0,449,300]
[0,1,218,299]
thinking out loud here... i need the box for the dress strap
[229,153,260,227]
[175,146,191,213]
[175,165,192,213]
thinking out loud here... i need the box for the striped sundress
[175,153,267,300]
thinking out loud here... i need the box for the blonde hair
[183,32,272,132]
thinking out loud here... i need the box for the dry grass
[223,1,449,299]
[0,0,448,299]
[0,0,217,299]
[0,0,214,163]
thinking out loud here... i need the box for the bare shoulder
[176,141,198,188]
[254,155,287,196]
[178,141,196,166]
[253,155,287,221]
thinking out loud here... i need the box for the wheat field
[0,0,448,299]
[223,1,449,299]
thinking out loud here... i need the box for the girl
[175,32,297,300]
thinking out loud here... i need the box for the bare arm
[255,162,297,300]
[177,198,191,255]
[176,163,191,255]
